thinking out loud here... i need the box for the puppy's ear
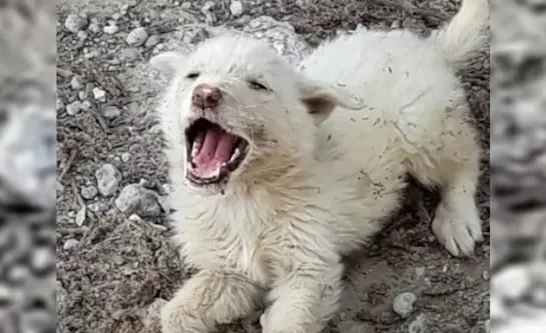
[149,51,186,80]
[298,80,364,125]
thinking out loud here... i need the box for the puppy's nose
[192,84,222,110]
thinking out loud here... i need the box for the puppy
[151,0,489,332]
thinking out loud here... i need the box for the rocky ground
[56,1,492,333]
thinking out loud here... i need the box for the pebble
[230,1,244,17]
[88,202,109,212]
[63,239,80,250]
[103,24,120,34]
[77,30,88,40]
[92,88,107,102]
[88,22,100,34]
[95,163,122,197]
[484,319,490,333]
[121,152,130,162]
[126,27,148,46]
[114,183,163,217]
[64,14,88,33]
[408,314,426,333]
[392,292,417,318]
[66,101,83,115]
[492,264,530,301]
[70,76,85,90]
[30,246,55,272]
[81,185,98,200]
[56,98,65,111]
[75,206,86,226]
[145,35,161,48]
[102,106,121,119]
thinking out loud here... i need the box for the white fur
[152,0,489,332]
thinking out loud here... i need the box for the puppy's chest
[187,209,296,286]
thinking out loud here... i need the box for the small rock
[92,87,107,102]
[484,319,490,333]
[121,152,130,162]
[202,1,215,12]
[77,30,88,40]
[64,14,88,33]
[78,90,88,100]
[408,314,426,333]
[63,239,79,250]
[66,101,82,115]
[88,22,100,34]
[81,100,92,111]
[95,164,122,197]
[30,247,55,273]
[70,76,84,90]
[392,292,417,318]
[201,1,216,23]
[88,202,109,212]
[230,1,244,17]
[103,24,119,34]
[145,35,161,48]
[75,206,86,226]
[126,27,148,46]
[139,298,168,332]
[81,185,98,200]
[492,264,530,301]
[102,105,121,119]
[115,183,163,217]
[56,98,65,111]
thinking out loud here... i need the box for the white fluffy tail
[431,0,490,70]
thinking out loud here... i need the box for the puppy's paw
[432,203,483,257]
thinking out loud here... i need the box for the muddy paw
[431,203,483,257]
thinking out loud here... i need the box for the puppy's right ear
[149,51,185,79]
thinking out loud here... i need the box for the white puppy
[151,0,489,332]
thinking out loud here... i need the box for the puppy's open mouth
[185,118,249,186]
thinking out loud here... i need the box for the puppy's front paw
[432,203,483,257]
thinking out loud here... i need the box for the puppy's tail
[430,0,490,70]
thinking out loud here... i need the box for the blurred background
[0,0,56,332]
[2,0,545,332]
[491,0,546,332]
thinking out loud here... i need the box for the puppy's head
[152,34,361,195]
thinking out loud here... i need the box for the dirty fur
[151,0,490,332]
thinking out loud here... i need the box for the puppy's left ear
[298,80,364,125]
[149,51,186,80]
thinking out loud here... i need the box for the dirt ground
[55,1,490,333]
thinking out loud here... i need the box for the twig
[57,149,77,184]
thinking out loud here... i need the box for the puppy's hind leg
[408,106,484,257]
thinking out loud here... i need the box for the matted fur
[151,0,490,332]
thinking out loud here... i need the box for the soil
[55,1,491,333]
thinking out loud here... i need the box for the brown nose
[192,84,222,110]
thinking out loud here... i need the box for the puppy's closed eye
[186,72,200,79]
[248,80,268,91]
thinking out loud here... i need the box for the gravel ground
[56,1,491,333]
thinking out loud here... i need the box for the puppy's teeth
[229,148,241,163]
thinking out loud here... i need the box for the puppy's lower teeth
[229,148,241,164]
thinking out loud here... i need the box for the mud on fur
[150,0,490,332]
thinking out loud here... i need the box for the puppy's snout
[192,84,222,110]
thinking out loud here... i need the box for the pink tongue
[193,127,238,177]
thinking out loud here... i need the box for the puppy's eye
[186,72,200,79]
[248,80,268,91]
